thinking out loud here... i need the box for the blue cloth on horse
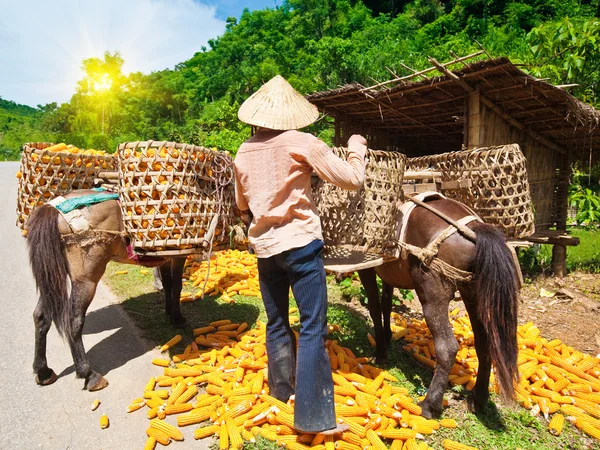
[54,188,119,214]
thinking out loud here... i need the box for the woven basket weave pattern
[16,142,116,229]
[117,141,235,253]
[313,148,405,256]
[407,144,535,239]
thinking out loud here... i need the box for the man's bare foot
[300,422,350,435]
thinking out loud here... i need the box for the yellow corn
[442,439,479,450]
[99,414,109,429]
[143,436,157,450]
[194,424,220,440]
[175,386,198,405]
[164,403,193,415]
[226,418,243,449]
[366,429,387,450]
[439,418,458,428]
[339,418,367,438]
[160,334,182,352]
[549,414,564,436]
[146,427,171,445]
[574,419,600,441]
[379,429,417,440]
[127,400,146,413]
[90,399,100,411]
[152,358,170,367]
[176,407,209,426]
[260,394,293,414]
[149,418,184,441]
[167,381,187,405]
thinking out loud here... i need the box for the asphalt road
[0,162,210,449]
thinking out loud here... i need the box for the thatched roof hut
[307,56,600,274]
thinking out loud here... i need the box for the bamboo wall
[479,107,568,231]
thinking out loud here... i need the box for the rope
[61,229,128,248]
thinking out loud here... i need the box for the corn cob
[146,427,171,445]
[549,413,564,436]
[143,436,157,450]
[379,429,417,439]
[574,419,600,441]
[175,386,198,405]
[149,418,184,441]
[442,439,479,450]
[439,418,458,428]
[160,334,182,352]
[193,424,220,440]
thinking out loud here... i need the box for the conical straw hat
[238,75,319,130]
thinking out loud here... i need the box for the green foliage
[519,228,600,273]
[3,0,600,160]
[569,185,600,224]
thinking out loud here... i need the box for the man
[234,75,367,434]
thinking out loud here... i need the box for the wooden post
[467,90,481,150]
[551,244,567,278]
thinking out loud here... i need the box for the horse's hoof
[170,316,187,328]
[35,369,58,386]
[467,393,487,414]
[418,400,442,419]
[86,374,109,391]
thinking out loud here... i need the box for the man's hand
[348,134,368,147]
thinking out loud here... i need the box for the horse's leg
[33,298,57,385]
[160,258,186,327]
[169,257,186,327]
[160,260,174,319]
[67,278,108,391]
[381,282,393,348]
[460,286,492,414]
[411,266,458,419]
[357,268,387,362]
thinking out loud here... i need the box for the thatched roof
[307,58,600,158]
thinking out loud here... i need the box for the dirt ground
[392,271,600,356]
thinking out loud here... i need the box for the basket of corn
[16,142,116,229]
[312,148,406,260]
[406,144,535,239]
[117,140,236,255]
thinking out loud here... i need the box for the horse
[26,190,188,391]
[356,196,520,419]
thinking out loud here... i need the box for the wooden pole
[428,57,568,155]
[551,244,567,278]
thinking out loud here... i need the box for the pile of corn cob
[394,310,600,442]
[181,250,261,303]
[127,317,479,450]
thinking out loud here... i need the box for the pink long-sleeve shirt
[234,129,367,258]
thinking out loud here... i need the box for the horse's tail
[471,222,519,401]
[27,205,72,339]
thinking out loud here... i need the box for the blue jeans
[257,240,335,433]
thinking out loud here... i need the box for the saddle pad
[397,191,447,244]
[52,189,119,214]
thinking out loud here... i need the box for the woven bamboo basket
[117,141,236,255]
[16,142,116,229]
[312,148,406,258]
[406,144,535,239]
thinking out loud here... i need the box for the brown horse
[26,190,187,391]
[357,197,519,419]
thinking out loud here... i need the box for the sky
[0,0,276,107]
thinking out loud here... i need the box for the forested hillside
[2,0,600,160]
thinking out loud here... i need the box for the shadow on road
[57,303,154,379]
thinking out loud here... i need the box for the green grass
[104,262,599,450]
[520,228,600,274]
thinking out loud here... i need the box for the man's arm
[307,134,368,190]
